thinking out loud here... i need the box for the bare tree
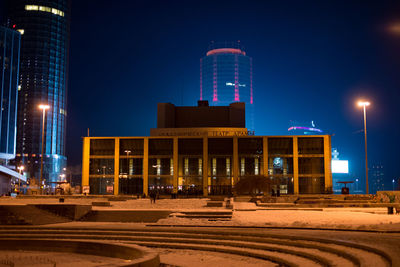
[235,175,270,197]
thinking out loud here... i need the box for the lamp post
[355,178,359,192]
[17,166,24,194]
[38,104,50,194]
[393,179,395,191]
[358,101,370,194]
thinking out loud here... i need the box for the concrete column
[81,137,90,188]
[143,138,149,196]
[233,137,239,185]
[173,137,178,194]
[114,138,120,195]
[293,137,299,194]
[203,136,208,196]
[324,135,332,192]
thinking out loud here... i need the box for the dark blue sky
[67,0,400,190]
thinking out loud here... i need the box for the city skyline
[1,0,399,191]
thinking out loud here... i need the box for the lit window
[25,5,64,17]
[156,159,161,175]
[198,159,202,175]
[255,158,259,175]
[226,158,231,176]
[212,158,216,176]
[240,158,245,176]
[25,5,38,11]
[184,158,189,175]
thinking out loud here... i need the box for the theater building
[82,101,332,196]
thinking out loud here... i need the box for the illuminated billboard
[331,160,349,174]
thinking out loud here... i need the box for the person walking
[150,189,157,204]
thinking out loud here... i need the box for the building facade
[200,43,254,130]
[156,101,245,129]
[82,134,332,196]
[0,26,20,161]
[0,26,25,195]
[371,164,385,194]
[5,0,70,185]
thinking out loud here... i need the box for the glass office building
[0,26,20,161]
[200,43,254,130]
[5,0,70,185]
[82,135,332,196]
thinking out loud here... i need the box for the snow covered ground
[154,200,400,231]
[1,197,400,231]
[154,248,274,267]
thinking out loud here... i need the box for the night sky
[66,1,400,189]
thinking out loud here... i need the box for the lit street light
[393,179,395,191]
[38,104,50,194]
[358,100,370,194]
[17,165,24,194]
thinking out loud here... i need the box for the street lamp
[38,104,50,194]
[357,100,370,194]
[17,165,24,194]
[393,179,395,191]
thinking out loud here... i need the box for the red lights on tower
[213,56,218,102]
[234,55,240,102]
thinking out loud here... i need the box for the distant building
[288,120,323,135]
[0,26,20,161]
[200,42,254,130]
[0,26,25,195]
[5,0,71,187]
[154,100,245,130]
[82,102,332,196]
[371,164,385,194]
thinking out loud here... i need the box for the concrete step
[174,214,232,219]
[80,210,172,222]
[0,205,70,225]
[180,211,232,215]
[0,228,391,267]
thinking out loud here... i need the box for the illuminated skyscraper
[0,26,20,162]
[200,42,254,130]
[5,0,70,185]
[0,26,26,195]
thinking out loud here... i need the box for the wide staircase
[0,226,393,267]
[257,195,378,208]
[169,211,233,221]
[0,205,71,225]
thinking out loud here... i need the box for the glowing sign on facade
[332,160,349,174]
[288,126,323,133]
